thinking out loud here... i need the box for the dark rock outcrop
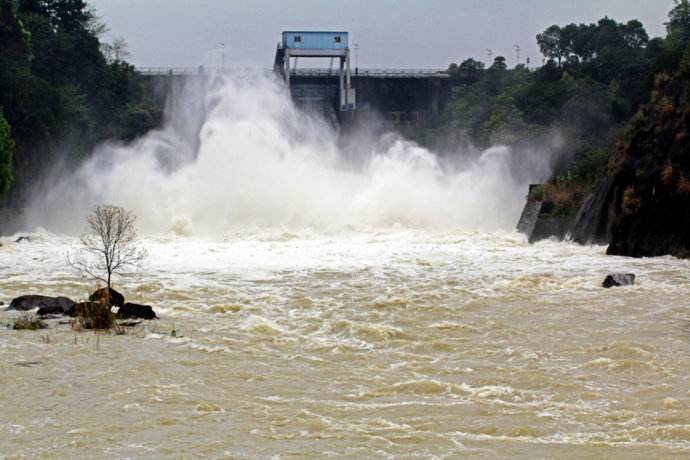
[596,71,690,258]
[602,273,635,288]
[89,287,125,309]
[37,305,67,316]
[521,68,690,258]
[570,174,621,245]
[7,295,75,312]
[117,303,157,320]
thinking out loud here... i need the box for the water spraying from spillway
[25,72,560,235]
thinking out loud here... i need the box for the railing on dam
[137,67,449,79]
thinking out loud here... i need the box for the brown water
[1,229,690,459]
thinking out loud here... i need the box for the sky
[89,0,673,70]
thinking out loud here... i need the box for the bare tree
[101,37,131,63]
[69,205,146,289]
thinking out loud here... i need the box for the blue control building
[274,31,355,112]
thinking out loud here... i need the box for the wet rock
[89,287,125,308]
[602,273,635,288]
[117,303,157,320]
[118,320,142,328]
[7,295,75,312]
[570,175,618,245]
[15,236,33,243]
[37,305,67,316]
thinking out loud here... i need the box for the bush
[677,173,690,195]
[13,314,47,330]
[528,184,545,201]
[622,186,641,215]
[75,302,114,330]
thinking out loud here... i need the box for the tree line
[0,0,161,214]
[422,0,690,203]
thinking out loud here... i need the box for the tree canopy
[0,0,161,208]
[424,5,688,197]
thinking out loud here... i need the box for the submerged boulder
[7,295,75,312]
[117,303,157,320]
[89,287,125,309]
[602,273,635,288]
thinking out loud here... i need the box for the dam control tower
[274,31,356,114]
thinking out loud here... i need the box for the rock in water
[602,274,635,288]
[118,303,157,320]
[89,287,125,308]
[7,295,75,312]
[37,305,67,316]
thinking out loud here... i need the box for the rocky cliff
[573,68,690,258]
[518,67,690,258]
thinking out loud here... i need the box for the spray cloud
[25,72,560,235]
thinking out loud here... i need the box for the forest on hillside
[0,0,160,218]
[424,0,690,215]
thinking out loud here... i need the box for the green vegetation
[13,314,47,330]
[424,2,690,212]
[0,109,13,196]
[0,0,161,206]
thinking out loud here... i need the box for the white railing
[138,67,449,78]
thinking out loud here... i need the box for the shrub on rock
[89,287,125,309]
[70,302,114,329]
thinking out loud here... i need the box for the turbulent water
[2,231,690,458]
[2,74,690,458]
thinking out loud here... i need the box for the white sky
[89,0,672,69]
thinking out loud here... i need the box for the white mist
[25,72,557,235]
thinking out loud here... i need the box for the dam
[139,31,452,127]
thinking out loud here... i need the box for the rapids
[1,73,690,458]
[1,230,690,458]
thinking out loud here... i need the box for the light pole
[354,43,359,75]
